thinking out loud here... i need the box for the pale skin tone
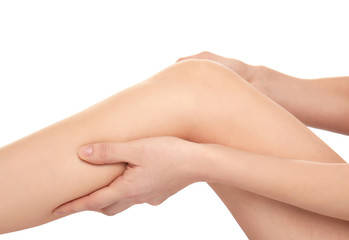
[55,52,349,221]
[177,52,349,135]
[1,56,349,239]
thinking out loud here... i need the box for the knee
[150,59,244,91]
[143,58,250,115]
[172,59,248,97]
[174,58,241,83]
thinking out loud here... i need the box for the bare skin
[73,137,349,222]
[177,51,349,135]
[199,143,349,221]
[1,59,349,239]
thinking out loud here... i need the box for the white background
[0,0,348,239]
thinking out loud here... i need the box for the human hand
[53,136,205,216]
[176,51,260,85]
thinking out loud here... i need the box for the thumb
[78,142,136,165]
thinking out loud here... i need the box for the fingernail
[80,145,93,158]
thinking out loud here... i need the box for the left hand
[53,136,204,216]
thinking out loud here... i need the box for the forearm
[245,64,349,135]
[197,143,349,221]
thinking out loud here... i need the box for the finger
[53,181,128,215]
[98,199,135,216]
[78,142,137,165]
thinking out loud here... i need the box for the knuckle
[149,199,162,206]
[100,209,115,216]
[149,201,158,206]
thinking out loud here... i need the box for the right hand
[53,136,204,216]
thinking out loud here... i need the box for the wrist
[188,143,221,183]
[184,142,211,183]
[251,66,306,103]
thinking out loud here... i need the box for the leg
[171,60,349,239]
[0,61,194,233]
[0,59,347,239]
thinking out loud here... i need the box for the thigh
[173,60,349,239]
